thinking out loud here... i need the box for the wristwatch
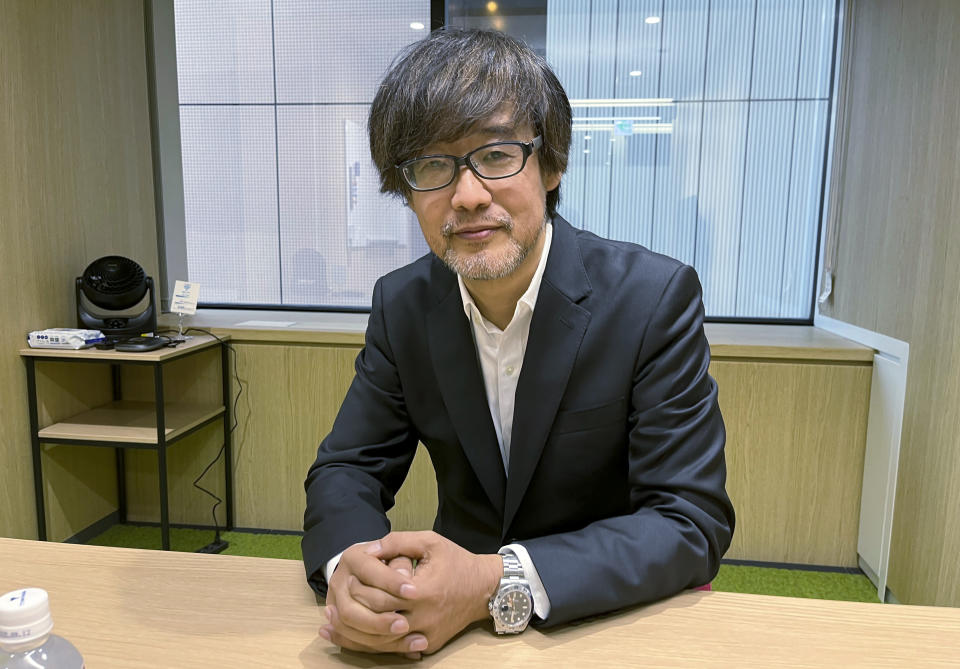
[488,552,533,634]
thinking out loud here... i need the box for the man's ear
[543,171,562,192]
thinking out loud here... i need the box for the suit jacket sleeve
[522,264,734,627]
[301,278,420,596]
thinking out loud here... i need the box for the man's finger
[348,576,408,613]
[386,555,415,577]
[320,623,381,654]
[326,607,428,655]
[329,594,410,637]
[373,531,438,562]
[328,627,428,657]
[349,552,418,599]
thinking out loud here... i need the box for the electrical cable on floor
[158,326,244,554]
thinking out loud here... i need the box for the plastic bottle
[0,588,84,669]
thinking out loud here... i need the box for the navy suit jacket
[302,215,734,627]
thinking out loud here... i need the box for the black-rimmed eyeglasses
[396,136,543,192]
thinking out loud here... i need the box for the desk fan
[76,256,162,350]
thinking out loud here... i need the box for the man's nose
[450,167,492,211]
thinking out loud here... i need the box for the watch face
[494,583,532,630]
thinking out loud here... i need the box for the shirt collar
[458,221,553,329]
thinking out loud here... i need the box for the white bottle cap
[0,588,54,645]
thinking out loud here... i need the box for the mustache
[441,215,513,237]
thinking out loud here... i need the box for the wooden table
[2,538,958,668]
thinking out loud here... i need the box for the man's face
[406,114,561,282]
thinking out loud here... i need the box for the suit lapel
[426,258,507,516]
[502,217,591,536]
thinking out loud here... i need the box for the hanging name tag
[171,281,200,315]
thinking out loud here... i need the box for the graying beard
[443,238,527,281]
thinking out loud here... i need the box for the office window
[170,0,430,308]
[450,0,838,320]
[165,0,838,319]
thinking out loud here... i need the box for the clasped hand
[320,531,503,658]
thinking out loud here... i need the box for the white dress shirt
[325,223,554,621]
[457,222,553,621]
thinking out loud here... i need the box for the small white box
[28,328,105,350]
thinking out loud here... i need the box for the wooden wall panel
[120,339,440,533]
[31,362,116,540]
[0,0,158,541]
[167,337,866,566]
[384,356,873,562]
[226,342,361,530]
[120,343,355,529]
[388,357,873,562]
[818,0,960,604]
[122,347,228,524]
[387,446,438,532]
[123,421,228,527]
[14,326,871,564]
[712,359,871,567]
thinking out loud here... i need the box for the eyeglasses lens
[469,144,525,178]
[404,142,527,190]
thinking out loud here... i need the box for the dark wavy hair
[369,29,572,217]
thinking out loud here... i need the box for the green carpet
[713,564,879,603]
[86,525,303,561]
[87,525,880,603]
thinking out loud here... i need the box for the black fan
[76,256,157,337]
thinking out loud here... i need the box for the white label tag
[171,280,200,315]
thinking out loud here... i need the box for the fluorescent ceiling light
[572,123,674,134]
[629,70,642,77]
[572,116,661,122]
[569,98,674,108]
[410,21,425,30]
[645,16,661,24]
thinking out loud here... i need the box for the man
[302,28,734,657]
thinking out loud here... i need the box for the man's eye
[481,150,511,164]
[416,159,449,174]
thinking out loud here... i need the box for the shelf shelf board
[38,400,225,444]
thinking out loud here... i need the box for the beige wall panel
[31,362,115,540]
[889,295,960,605]
[123,423,227,525]
[388,445,439,532]
[41,446,119,542]
[124,337,868,567]
[0,0,157,540]
[120,348,224,405]
[33,362,113,428]
[229,342,360,530]
[108,339,439,532]
[711,359,871,567]
[121,346,229,524]
[819,0,960,604]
